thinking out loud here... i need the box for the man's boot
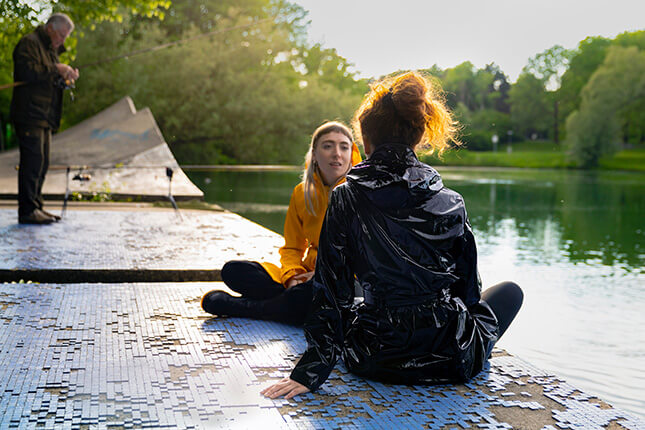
[19,208,55,224]
[41,209,61,221]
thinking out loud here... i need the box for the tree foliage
[0,0,171,149]
[508,73,552,139]
[61,0,366,164]
[524,44,574,90]
[0,0,171,76]
[565,46,645,167]
[558,37,612,125]
[558,31,645,143]
[423,62,512,150]
[2,2,643,168]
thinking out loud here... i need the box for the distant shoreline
[181,146,645,174]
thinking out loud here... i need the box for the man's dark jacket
[10,25,65,131]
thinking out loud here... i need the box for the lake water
[187,167,645,418]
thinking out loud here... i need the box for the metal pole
[166,167,182,221]
[61,167,71,218]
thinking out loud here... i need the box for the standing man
[10,13,79,224]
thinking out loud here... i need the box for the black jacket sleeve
[451,221,482,307]
[13,36,58,83]
[290,188,356,391]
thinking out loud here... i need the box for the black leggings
[481,281,523,339]
[221,261,523,336]
[220,260,313,325]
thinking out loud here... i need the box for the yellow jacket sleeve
[278,183,309,284]
[260,142,362,287]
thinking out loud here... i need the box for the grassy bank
[420,142,645,172]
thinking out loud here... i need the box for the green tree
[0,0,171,149]
[620,97,645,145]
[62,0,365,164]
[558,37,612,126]
[523,45,574,143]
[462,108,512,151]
[558,31,645,142]
[508,73,551,139]
[436,62,511,150]
[566,46,645,167]
[524,44,574,91]
[485,63,511,114]
[298,43,365,94]
[613,30,645,51]
[441,62,477,110]
[441,62,500,112]
[0,0,171,83]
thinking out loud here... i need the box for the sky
[291,0,645,82]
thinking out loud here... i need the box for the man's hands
[56,63,79,84]
[261,378,309,399]
[285,271,314,288]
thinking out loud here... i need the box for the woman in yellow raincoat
[201,121,362,324]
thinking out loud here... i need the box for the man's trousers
[16,125,51,217]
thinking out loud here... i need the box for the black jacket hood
[347,143,466,241]
[348,143,443,193]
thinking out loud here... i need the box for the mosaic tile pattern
[1,283,642,429]
[0,209,282,271]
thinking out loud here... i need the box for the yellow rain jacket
[260,143,362,286]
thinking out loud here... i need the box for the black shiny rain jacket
[290,143,499,391]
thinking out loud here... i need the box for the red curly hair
[353,71,459,156]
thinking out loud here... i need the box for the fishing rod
[0,18,273,92]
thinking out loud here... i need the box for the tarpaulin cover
[290,143,499,391]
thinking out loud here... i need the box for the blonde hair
[352,71,459,156]
[303,121,354,215]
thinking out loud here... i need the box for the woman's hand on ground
[261,377,309,399]
[285,271,314,288]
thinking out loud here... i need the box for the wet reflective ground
[188,168,645,418]
[0,208,282,271]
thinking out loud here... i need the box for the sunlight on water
[187,168,645,417]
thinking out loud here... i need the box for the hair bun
[390,74,428,126]
[354,70,457,155]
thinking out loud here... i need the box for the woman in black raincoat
[262,71,523,399]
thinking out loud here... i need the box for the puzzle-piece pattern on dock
[0,283,642,429]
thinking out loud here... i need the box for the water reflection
[472,216,644,416]
[190,170,299,234]
[186,168,645,417]
[445,169,645,272]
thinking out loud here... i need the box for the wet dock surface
[0,205,281,282]
[0,204,643,429]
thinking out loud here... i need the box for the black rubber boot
[201,283,314,325]
[201,290,262,318]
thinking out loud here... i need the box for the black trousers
[221,261,523,334]
[481,281,523,339]
[220,260,314,325]
[16,125,51,217]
